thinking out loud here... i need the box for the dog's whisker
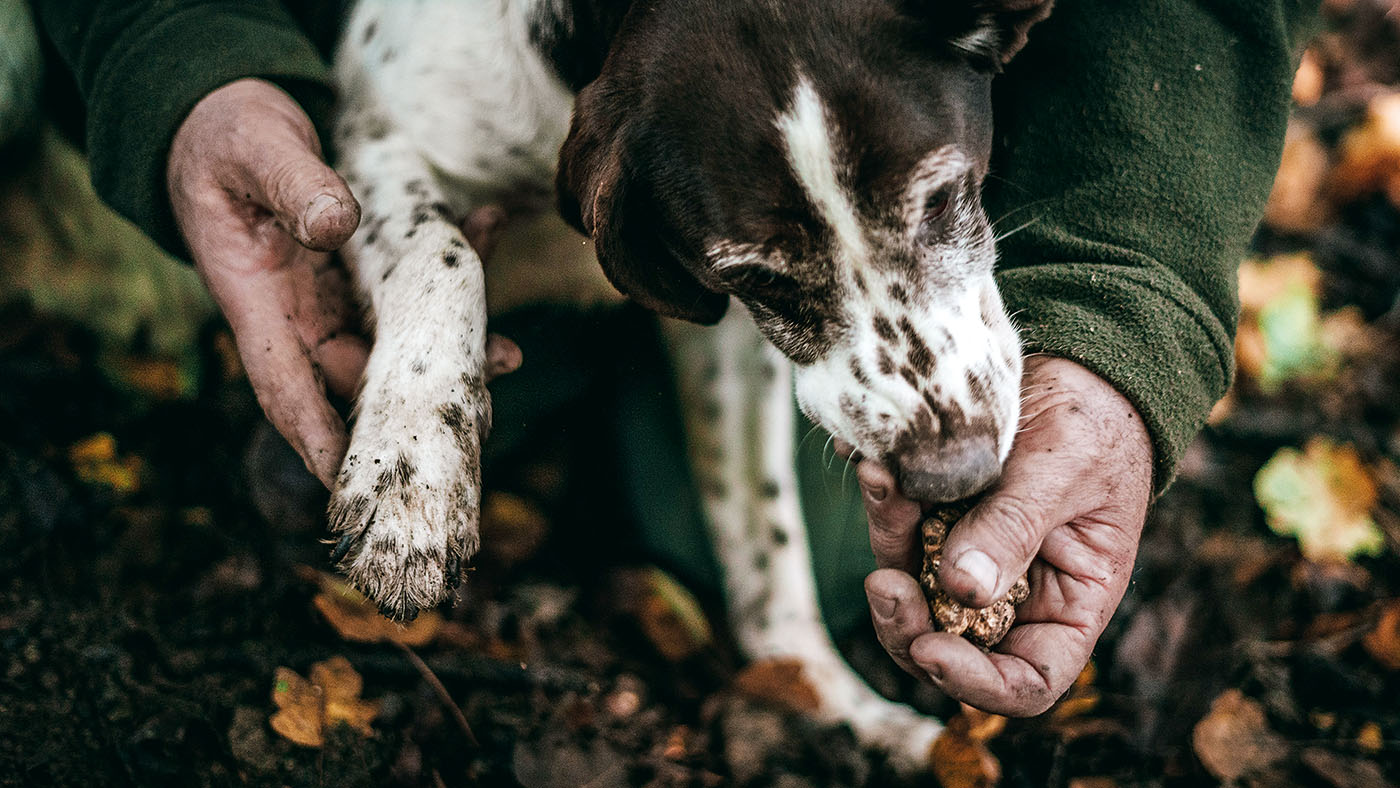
[993,215,1042,244]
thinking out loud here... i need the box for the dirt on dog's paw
[918,501,1030,649]
[325,391,488,621]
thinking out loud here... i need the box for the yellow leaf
[67,432,142,496]
[636,568,713,662]
[312,656,380,737]
[930,713,1002,788]
[270,667,325,748]
[1357,722,1384,754]
[1254,438,1385,562]
[1363,600,1400,671]
[1235,255,1337,391]
[312,570,443,647]
[269,657,379,748]
[1192,690,1287,781]
[732,658,821,714]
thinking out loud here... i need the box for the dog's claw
[329,532,358,564]
[445,555,461,589]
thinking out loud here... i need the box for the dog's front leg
[667,309,944,772]
[329,123,489,620]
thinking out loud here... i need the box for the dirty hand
[168,78,519,488]
[860,356,1153,716]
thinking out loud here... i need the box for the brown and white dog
[328,0,1050,768]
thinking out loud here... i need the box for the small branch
[394,641,479,748]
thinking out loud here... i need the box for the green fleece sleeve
[31,1,337,260]
[986,0,1319,491]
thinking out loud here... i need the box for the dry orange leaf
[310,571,442,646]
[1293,48,1324,107]
[930,713,1002,788]
[1050,662,1101,723]
[732,658,821,714]
[269,656,379,748]
[68,432,142,495]
[1264,121,1330,233]
[1362,600,1400,671]
[1332,92,1400,206]
[1254,437,1384,562]
[635,568,714,662]
[115,356,189,400]
[478,491,549,567]
[1192,689,1287,781]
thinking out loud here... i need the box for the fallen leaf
[635,568,714,661]
[1300,747,1398,788]
[269,657,379,748]
[1235,255,1337,390]
[478,491,549,566]
[1050,662,1101,723]
[1264,121,1330,233]
[1362,599,1400,670]
[1293,47,1324,106]
[930,712,1002,788]
[732,658,821,714]
[961,703,1007,743]
[269,667,324,748]
[68,432,142,495]
[111,355,191,400]
[1357,721,1385,753]
[310,571,442,646]
[1192,689,1288,781]
[1332,91,1400,207]
[1254,437,1385,562]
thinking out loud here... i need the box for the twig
[394,641,480,748]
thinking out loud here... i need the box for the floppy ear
[909,0,1053,68]
[980,0,1053,65]
[557,93,728,325]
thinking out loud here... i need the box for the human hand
[168,78,519,488]
[859,356,1153,715]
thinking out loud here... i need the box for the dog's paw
[327,383,489,620]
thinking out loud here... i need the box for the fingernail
[868,593,897,620]
[952,549,999,599]
[926,663,944,685]
[305,194,341,228]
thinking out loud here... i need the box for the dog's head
[558,0,1051,501]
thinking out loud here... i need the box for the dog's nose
[894,437,1000,502]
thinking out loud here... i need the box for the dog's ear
[558,99,729,325]
[908,0,1053,68]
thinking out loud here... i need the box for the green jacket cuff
[83,5,333,261]
[997,260,1235,493]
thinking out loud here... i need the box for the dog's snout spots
[873,315,898,343]
[888,283,910,305]
[876,347,895,377]
[848,357,871,387]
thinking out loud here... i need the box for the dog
[328,0,1049,769]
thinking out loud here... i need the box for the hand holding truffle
[860,357,1154,717]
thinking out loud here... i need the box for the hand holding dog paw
[168,79,519,487]
[860,356,1153,716]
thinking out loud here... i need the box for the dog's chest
[337,0,581,208]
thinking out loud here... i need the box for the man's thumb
[257,151,360,252]
[937,492,1055,608]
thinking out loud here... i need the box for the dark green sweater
[33,0,1319,632]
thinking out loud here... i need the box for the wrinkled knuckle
[976,495,1044,557]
